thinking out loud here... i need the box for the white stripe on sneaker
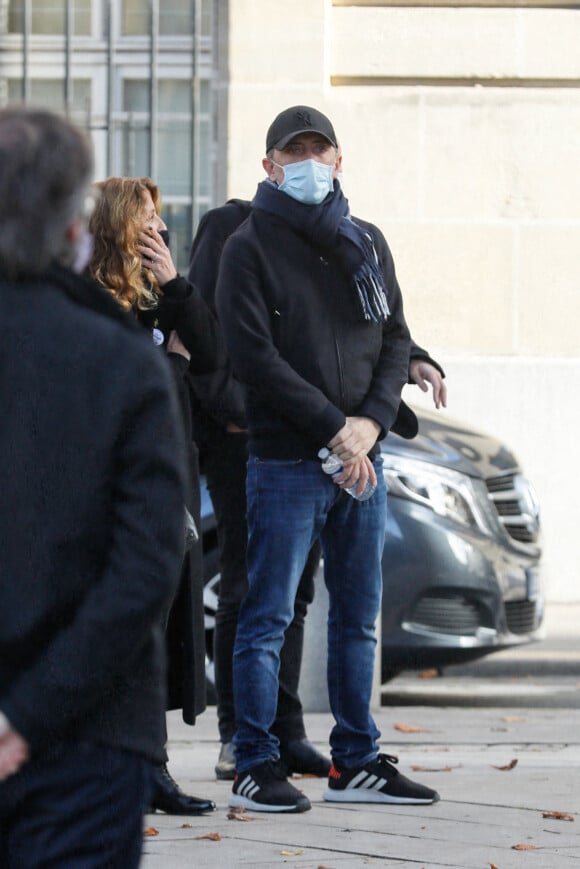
[349,771,370,788]
[348,771,389,790]
[237,775,263,801]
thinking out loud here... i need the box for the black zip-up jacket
[215,207,411,459]
[189,200,445,447]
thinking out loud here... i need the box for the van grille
[485,472,540,545]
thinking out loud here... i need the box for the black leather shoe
[149,764,216,815]
[279,738,331,777]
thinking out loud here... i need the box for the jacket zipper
[335,336,345,407]
[320,255,346,407]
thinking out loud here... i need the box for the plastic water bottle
[318,448,376,501]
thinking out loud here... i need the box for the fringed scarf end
[353,262,390,323]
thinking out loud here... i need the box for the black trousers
[202,431,319,745]
[0,741,151,869]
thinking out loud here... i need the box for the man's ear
[262,156,277,180]
[333,148,343,179]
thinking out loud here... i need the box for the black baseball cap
[266,106,338,153]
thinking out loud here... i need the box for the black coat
[188,200,445,446]
[136,275,226,723]
[0,266,186,762]
[216,207,411,458]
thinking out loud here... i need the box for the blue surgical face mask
[274,157,335,205]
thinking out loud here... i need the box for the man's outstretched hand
[409,360,447,409]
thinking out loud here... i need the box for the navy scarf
[251,180,390,323]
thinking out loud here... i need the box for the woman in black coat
[89,176,224,815]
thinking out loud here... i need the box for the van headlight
[382,454,495,534]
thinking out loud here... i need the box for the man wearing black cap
[216,106,440,813]
[188,210,445,782]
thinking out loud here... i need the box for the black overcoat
[0,265,186,761]
[137,276,226,723]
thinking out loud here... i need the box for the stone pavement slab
[141,706,580,869]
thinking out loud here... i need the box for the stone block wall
[224,0,580,601]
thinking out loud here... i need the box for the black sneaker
[229,760,311,813]
[323,753,440,805]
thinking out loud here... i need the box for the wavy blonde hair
[88,176,162,311]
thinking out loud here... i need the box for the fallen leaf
[542,810,574,822]
[418,669,439,679]
[512,843,542,850]
[492,758,518,771]
[280,849,303,856]
[501,715,526,722]
[317,865,336,869]
[394,722,431,733]
[143,827,159,837]
[194,832,221,841]
[411,764,459,772]
[181,823,192,828]
[227,807,256,821]
[490,863,499,868]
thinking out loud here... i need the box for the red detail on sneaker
[328,764,342,780]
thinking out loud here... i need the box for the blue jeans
[233,455,386,772]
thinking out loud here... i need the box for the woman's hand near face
[138,227,177,286]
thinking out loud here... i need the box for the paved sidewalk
[142,604,579,867]
[142,704,579,868]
